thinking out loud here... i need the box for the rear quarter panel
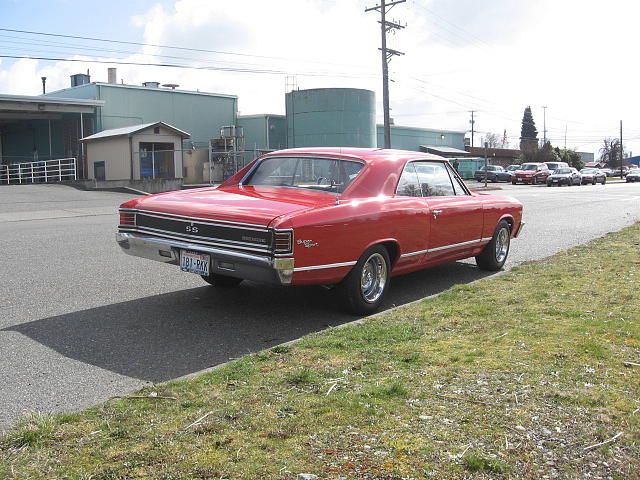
[275,196,430,285]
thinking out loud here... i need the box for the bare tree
[599,138,625,168]
[484,132,501,148]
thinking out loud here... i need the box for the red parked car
[512,162,551,185]
[117,148,524,314]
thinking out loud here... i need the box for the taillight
[119,211,136,226]
[273,230,293,254]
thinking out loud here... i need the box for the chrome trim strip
[400,248,430,258]
[135,210,269,231]
[427,239,483,253]
[119,228,271,254]
[293,261,357,272]
[400,238,491,258]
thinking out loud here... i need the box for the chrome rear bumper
[116,232,294,284]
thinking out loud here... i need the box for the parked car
[600,168,615,177]
[626,168,640,182]
[546,168,582,186]
[512,163,551,185]
[544,161,569,172]
[613,166,630,177]
[579,168,607,185]
[474,165,505,182]
[117,148,524,314]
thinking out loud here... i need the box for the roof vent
[163,83,179,90]
[142,81,160,88]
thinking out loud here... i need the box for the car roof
[263,147,446,165]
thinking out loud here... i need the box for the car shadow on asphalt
[4,261,494,384]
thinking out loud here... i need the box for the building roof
[420,145,473,156]
[47,82,237,100]
[81,121,190,142]
[0,93,104,107]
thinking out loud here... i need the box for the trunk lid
[132,185,335,227]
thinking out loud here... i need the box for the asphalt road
[1,181,639,430]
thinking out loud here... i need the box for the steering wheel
[317,177,329,185]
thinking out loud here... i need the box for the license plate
[180,250,210,276]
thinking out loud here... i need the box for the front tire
[338,245,390,315]
[476,220,511,271]
[201,273,243,287]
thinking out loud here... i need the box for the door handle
[432,209,443,218]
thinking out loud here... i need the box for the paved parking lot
[1,182,639,430]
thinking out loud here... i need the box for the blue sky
[1,0,639,157]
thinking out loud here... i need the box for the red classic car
[117,148,524,314]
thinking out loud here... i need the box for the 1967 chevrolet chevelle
[117,148,524,314]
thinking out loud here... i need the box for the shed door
[139,142,175,179]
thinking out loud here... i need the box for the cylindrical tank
[285,88,376,148]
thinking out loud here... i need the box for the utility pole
[484,141,488,188]
[469,110,476,147]
[564,124,567,150]
[620,120,623,179]
[366,0,406,149]
[542,106,547,145]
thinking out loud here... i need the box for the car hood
[123,186,335,227]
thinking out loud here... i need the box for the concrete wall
[377,125,466,152]
[86,136,130,180]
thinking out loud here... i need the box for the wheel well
[379,241,400,266]
[502,217,513,231]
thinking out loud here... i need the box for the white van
[545,161,569,171]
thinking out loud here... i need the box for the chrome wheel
[495,227,510,263]
[360,253,387,303]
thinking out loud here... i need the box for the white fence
[0,158,77,184]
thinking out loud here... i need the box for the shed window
[153,127,160,134]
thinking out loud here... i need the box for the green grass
[1,224,639,479]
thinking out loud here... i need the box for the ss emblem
[186,225,199,233]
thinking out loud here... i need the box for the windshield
[581,169,596,173]
[520,164,538,171]
[506,165,519,171]
[553,169,572,174]
[630,169,640,174]
[244,156,364,194]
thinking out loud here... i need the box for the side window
[447,165,469,196]
[396,162,421,196]
[414,161,456,196]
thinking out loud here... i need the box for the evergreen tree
[519,106,538,151]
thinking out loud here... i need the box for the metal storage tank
[285,88,376,148]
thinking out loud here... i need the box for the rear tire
[201,273,243,287]
[476,220,511,271]
[338,245,390,315]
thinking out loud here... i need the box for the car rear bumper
[116,232,294,285]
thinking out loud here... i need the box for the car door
[413,161,484,263]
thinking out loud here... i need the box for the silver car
[579,168,606,185]
[546,168,582,187]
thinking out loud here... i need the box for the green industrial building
[1,73,470,184]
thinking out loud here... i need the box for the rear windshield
[520,164,538,171]
[554,169,572,174]
[244,156,364,194]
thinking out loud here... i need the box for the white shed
[81,122,190,181]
